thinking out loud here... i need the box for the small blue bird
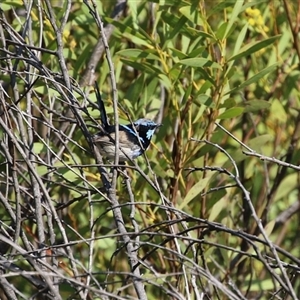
[92,83,161,162]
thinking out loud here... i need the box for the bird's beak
[156,123,162,128]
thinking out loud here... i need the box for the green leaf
[140,76,160,111]
[216,22,228,40]
[169,48,187,59]
[208,197,228,222]
[220,98,237,109]
[168,15,189,40]
[209,1,243,16]
[199,80,214,93]
[37,165,48,177]
[226,63,279,95]
[232,23,249,57]
[180,176,212,209]
[217,107,244,119]
[56,167,79,182]
[270,99,287,123]
[244,100,271,112]
[173,61,216,85]
[109,19,154,48]
[243,279,275,292]
[206,189,227,211]
[228,35,281,62]
[1,1,23,11]
[161,12,190,40]
[187,46,206,58]
[122,32,153,47]
[185,27,216,41]
[224,0,244,38]
[179,6,202,26]
[225,23,248,77]
[124,74,144,104]
[179,58,222,69]
[117,49,160,60]
[197,95,215,108]
[158,73,173,90]
[274,173,297,202]
[248,134,273,151]
[161,11,216,41]
[120,58,162,75]
[182,84,193,104]
[33,142,45,155]
[127,0,138,30]
[94,237,115,250]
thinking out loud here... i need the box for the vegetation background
[0,0,299,299]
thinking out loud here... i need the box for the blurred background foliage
[0,0,300,299]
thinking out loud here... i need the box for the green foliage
[0,0,300,299]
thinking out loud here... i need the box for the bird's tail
[94,82,109,128]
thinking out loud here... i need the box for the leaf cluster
[0,1,300,299]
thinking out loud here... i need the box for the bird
[92,83,161,162]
